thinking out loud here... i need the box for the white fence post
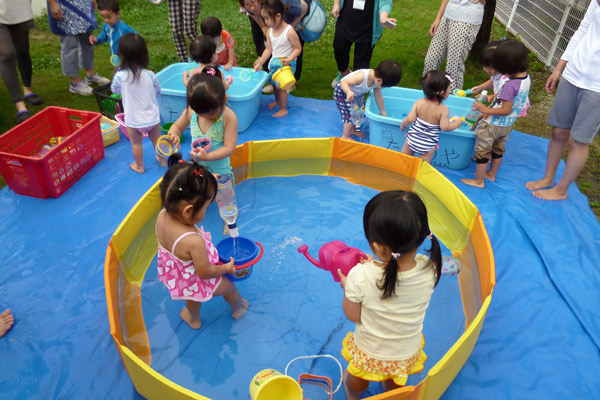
[506,0,520,31]
[546,0,574,67]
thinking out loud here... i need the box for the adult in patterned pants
[423,0,485,92]
[168,0,201,62]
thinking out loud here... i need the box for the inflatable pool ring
[155,135,179,158]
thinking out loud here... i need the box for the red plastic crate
[0,107,104,198]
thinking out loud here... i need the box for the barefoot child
[168,69,239,234]
[111,33,166,173]
[169,70,238,179]
[338,190,441,399]
[400,70,462,163]
[461,39,531,188]
[156,156,249,329]
[183,35,218,87]
[253,0,302,118]
[334,60,402,139]
[200,17,237,71]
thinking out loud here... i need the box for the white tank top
[342,69,375,97]
[270,24,294,59]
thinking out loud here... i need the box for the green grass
[0,0,598,217]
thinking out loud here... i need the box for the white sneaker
[69,81,94,96]
[262,85,274,94]
[85,73,111,86]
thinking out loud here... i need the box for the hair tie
[194,168,203,177]
[391,252,401,260]
[178,160,186,164]
[207,67,216,76]
[445,74,453,83]
[178,187,183,192]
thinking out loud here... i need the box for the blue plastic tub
[156,63,268,133]
[365,87,476,169]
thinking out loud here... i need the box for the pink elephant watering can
[297,240,368,282]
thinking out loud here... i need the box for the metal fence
[495,0,591,69]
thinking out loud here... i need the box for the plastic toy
[155,135,179,158]
[297,240,367,282]
[191,137,211,152]
[272,66,296,90]
[217,237,263,281]
[442,255,461,276]
[453,88,473,97]
[350,102,365,130]
[110,54,121,67]
[239,69,252,82]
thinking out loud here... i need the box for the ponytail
[378,258,399,300]
[427,235,442,287]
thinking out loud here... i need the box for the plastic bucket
[249,369,303,400]
[272,66,296,90]
[161,122,184,143]
[217,237,263,281]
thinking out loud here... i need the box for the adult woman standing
[423,0,485,92]
[0,0,43,124]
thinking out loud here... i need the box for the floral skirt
[341,332,427,386]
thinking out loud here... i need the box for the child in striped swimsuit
[401,70,462,164]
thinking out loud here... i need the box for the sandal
[24,93,43,106]
[16,110,31,124]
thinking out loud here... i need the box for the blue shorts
[268,58,297,87]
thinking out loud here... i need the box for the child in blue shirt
[462,39,531,189]
[90,0,136,63]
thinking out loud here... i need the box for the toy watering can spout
[297,245,324,269]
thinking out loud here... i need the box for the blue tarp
[1,95,599,399]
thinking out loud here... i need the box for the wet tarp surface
[1,95,599,399]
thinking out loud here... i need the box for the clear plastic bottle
[215,174,239,237]
[465,90,488,124]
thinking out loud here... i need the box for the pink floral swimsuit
[157,225,222,302]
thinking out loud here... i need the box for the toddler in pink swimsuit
[155,155,248,329]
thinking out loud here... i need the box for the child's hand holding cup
[346,91,355,102]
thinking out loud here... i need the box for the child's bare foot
[129,162,144,174]
[272,109,288,118]
[461,178,485,188]
[232,298,249,319]
[180,307,202,329]
[485,172,496,182]
[268,101,278,110]
[526,177,554,191]
[0,309,14,337]
[351,130,365,138]
[156,155,167,167]
[532,186,568,201]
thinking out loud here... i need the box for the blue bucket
[217,237,263,281]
